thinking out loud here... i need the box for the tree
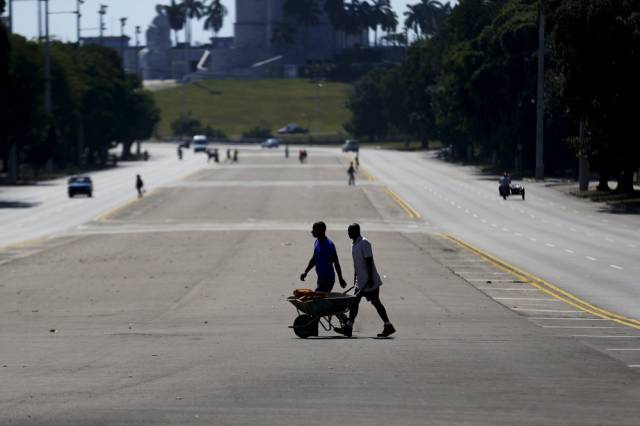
[203,0,228,43]
[182,0,205,46]
[160,0,186,46]
[0,4,10,172]
[284,0,322,44]
[546,0,640,192]
[404,0,450,41]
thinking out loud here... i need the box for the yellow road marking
[359,167,375,182]
[444,234,640,330]
[385,187,421,220]
[0,235,52,254]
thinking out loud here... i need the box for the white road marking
[481,219,487,223]
[545,243,555,248]
[529,317,609,321]
[564,249,575,254]
[586,256,597,261]
[542,326,620,329]
[570,228,577,232]
[628,365,640,368]
[515,232,522,237]
[478,288,537,291]
[570,335,640,339]
[502,228,509,232]
[606,237,614,242]
[472,214,478,218]
[610,265,624,270]
[493,297,556,301]
[513,308,583,313]
[606,348,640,351]
[529,237,537,242]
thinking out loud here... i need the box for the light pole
[119,17,127,71]
[98,3,107,45]
[535,5,545,181]
[76,0,84,45]
[42,0,51,115]
[7,0,12,32]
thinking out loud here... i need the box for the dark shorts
[316,278,335,293]
[355,287,380,303]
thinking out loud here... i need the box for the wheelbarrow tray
[288,293,355,316]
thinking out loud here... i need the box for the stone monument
[139,6,172,79]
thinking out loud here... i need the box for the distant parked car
[261,138,281,149]
[68,176,93,198]
[277,123,308,134]
[342,139,359,153]
[192,135,209,153]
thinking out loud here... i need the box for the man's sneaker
[343,325,352,337]
[377,324,396,338]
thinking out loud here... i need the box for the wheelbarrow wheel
[293,314,317,338]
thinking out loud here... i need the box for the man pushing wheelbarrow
[288,222,395,338]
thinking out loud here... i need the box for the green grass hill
[152,79,353,140]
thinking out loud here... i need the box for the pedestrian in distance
[336,223,395,338]
[347,162,356,186]
[226,148,232,163]
[177,146,183,160]
[285,144,289,159]
[233,149,238,163]
[355,155,359,170]
[136,174,145,198]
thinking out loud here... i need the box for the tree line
[0,1,159,182]
[345,0,640,191]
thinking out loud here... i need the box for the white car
[192,135,209,153]
[261,138,281,149]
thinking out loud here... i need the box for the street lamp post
[7,0,12,32]
[42,0,51,115]
[76,0,84,45]
[98,4,107,45]
[535,6,545,181]
[120,17,127,70]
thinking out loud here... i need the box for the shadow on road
[0,200,40,209]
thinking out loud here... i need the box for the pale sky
[6,0,455,45]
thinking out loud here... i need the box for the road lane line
[542,326,621,329]
[606,348,640,351]
[444,234,640,330]
[359,167,375,182]
[545,243,555,248]
[530,318,610,321]
[513,309,584,313]
[564,249,575,254]
[610,265,624,270]
[384,187,421,220]
[570,335,640,339]
[586,256,597,261]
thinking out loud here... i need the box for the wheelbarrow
[287,288,355,338]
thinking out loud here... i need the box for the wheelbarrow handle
[343,286,355,294]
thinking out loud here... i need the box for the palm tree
[371,0,396,46]
[203,0,228,44]
[403,0,447,41]
[160,0,186,46]
[182,0,205,46]
[283,0,322,45]
[323,0,346,48]
[271,21,297,46]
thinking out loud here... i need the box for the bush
[242,126,272,139]
[171,112,202,136]
[203,126,227,140]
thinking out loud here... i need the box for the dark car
[277,123,308,134]
[68,176,93,198]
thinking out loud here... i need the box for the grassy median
[152,79,353,139]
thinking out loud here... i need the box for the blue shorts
[315,278,335,293]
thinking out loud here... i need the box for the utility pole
[7,0,12,32]
[135,25,141,76]
[535,5,545,181]
[76,0,84,45]
[43,0,51,115]
[120,17,127,67]
[98,3,107,45]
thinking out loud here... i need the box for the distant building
[94,0,398,80]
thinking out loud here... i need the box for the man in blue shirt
[300,221,347,292]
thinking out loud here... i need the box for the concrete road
[0,143,206,249]
[2,147,640,425]
[363,149,640,319]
